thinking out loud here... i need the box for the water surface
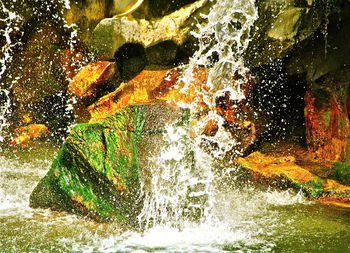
[1,145,349,253]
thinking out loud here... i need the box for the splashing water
[0,1,23,78]
[0,1,24,142]
[0,0,87,142]
[184,0,258,157]
[138,0,259,229]
[138,123,216,228]
[1,1,350,252]
[188,0,257,96]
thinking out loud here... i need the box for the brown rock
[304,75,350,162]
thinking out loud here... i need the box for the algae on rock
[30,104,184,223]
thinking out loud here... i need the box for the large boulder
[246,0,345,67]
[30,104,184,223]
[287,1,350,81]
[90,0,212,60]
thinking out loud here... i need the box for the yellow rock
[236,151,350,208]
[113,0,144,17]
[68,61,116,98]
[87,68,209,123]
[236,152,314,184]
[11,124,49,147]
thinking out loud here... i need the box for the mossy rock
[331,162,350,186]
[30,104,184,223]
[236,152,350,202]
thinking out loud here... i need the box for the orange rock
[202,120,218,136]
[88,69,171,122]
[61,47,86,80]
[88,67,209,123]
[68,61,117,98]
[236,151,350,207]
[236,152,315,184]
[318,200,350,208]
[10,124,49,146]
[304,90,350,162]
[324,179,350,192]
[318,197,350,208]
[156,68,209,108]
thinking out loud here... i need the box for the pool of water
[1,145,349,253]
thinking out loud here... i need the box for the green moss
[331,162,350,185]
[30,106,145,222]
[30,105,185,223]
[322,111,331,128]
[289,175,327,198]
[303,177,326,197]
[338,115,348,132]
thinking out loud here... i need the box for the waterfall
[184,0,258,158]
[0,3,25,142]
[0,0,84,143]
[0,1,24,142]
[0,1,24,78]
[138,0,258,228]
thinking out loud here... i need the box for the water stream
[137,0,259,229]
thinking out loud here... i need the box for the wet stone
[236,151,350,207]
[68,61,117,98]
[29,104,184,223]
